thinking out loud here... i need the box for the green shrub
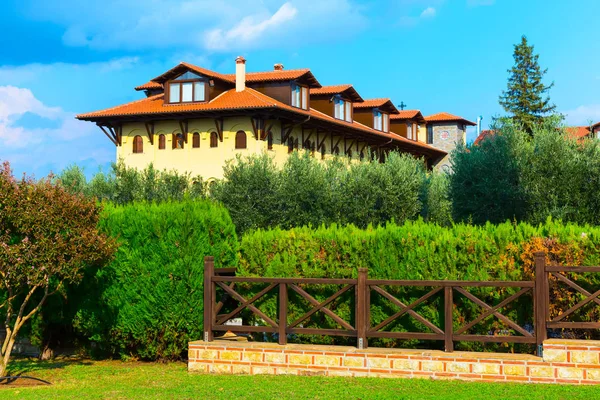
[211,151,430,234]
[74,200,238,360]
[56,161,207,204]
[237,219,600,350]
[451,117,600,225]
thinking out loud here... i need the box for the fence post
[444,286,454,352]
[356,268,368,349]
[279,283,288,345]
[203,256,214,342]
[534,251,547,355]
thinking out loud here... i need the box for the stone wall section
[430,123,465,172]
[188,339,600,385]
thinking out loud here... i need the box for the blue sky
[1,0,599,178]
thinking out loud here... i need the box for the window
[132,135,143,154]
[210,132,219,148]
[347,149,353,159]
[291,83,308,110]
[333,146,340,156]
[334,97,353,122]
[169,83,181,103]
[192,132,200,148]
[267,133,273,150]
[158,134,166,149]
[427,126,434,144]
[373,110,389,132]
[167,71,206,104]
[288,137,295,153]
[407,123,413,140]
[320,145,326,160]
[235,131,247,149]
[373,110,382,131]
[173,133,184,149]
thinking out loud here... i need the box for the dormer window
[334,97,352,122]
[291,83,308,110]
[373,110,389,132]
[167,71,207,104]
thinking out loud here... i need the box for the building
[76,58,473,180]
[423,112,477,171]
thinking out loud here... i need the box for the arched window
[333,146,340,156]
[288,137,295,153]
[267,132,273,150]
[132,135,143,153]
[173,133,184,149]
[210,132,219,148]
[320,145,326,160]
[158,134,166,150]
[192,132,200,148]
[347,149,353,159]
[235,130,247,149]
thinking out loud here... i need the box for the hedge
[73,200,238,360]
[235,219,600,351]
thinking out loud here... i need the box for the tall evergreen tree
[499,36,556,134]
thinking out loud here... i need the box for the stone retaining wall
[188,339,600,385]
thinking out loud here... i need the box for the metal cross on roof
[398,101,407,110]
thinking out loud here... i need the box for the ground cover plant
[2,358,599,400]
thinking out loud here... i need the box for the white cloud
[205,3,298,50]
[563,104,600,126]
[420,7,436,18]
[22,0,366,52]
[0,86,94,149]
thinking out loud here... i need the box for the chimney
[274,63,284,71]
[476,115,483,135]
[235,56,246,92]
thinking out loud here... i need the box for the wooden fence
[203,252,600,354]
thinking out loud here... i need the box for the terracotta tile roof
[354,98,391,109]
[225,69,319,85]
[77,88,444,157]
[310,85,352,95]
[310,85,363,102]
[425,112,476,126]
[151,62,234,84]
[353,98,399,114]
[565,126,592,139]
[77,89,281,119]
[473,130,496,145]
[390,110,426,123]
[135,81,162,91]
[391,110,420,119]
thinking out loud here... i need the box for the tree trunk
[0,334,17,377]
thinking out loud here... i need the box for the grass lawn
[1,358,599,399]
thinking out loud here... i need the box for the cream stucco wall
[117,117,370,180]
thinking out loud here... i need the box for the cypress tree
[499,36,556,134]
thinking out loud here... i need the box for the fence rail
[203,252,600,354]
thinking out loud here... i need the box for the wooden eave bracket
[98,123,122,146]
[178,120,189,143]
[281,123,293,144]
[145,122,155,145]
[214,118,224,142]
[344,138,357,155]
[251,117,267,141]
[98,124,117,146]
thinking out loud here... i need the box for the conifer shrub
[73,200,238,360]
[237,219,600,350]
